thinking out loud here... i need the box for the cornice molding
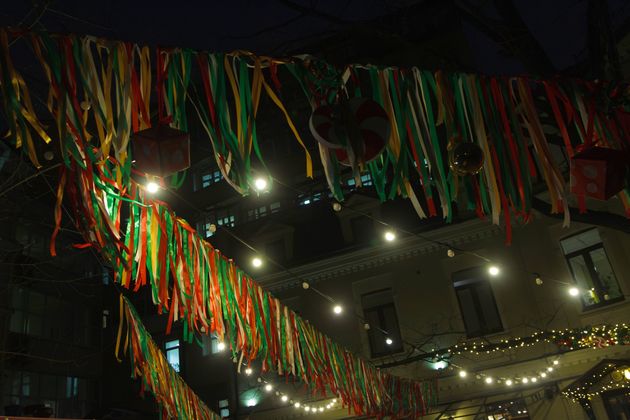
[259,219,502,292]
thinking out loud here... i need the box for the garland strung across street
[117,295,220,419]
[0,29,438,416]
[379,323,630,369]
[1,29,629,246]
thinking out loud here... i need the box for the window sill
[579,297,628,315]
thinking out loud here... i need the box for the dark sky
[1,0,629,74]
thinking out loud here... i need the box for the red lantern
[131,125,190,177]
[570,147,629,200]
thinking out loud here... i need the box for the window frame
[561,229,624,310]
[602,388,630,419]
[453,268,503,338]
[361,289,404,358]
[165,339,182,372]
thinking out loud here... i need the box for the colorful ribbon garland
[117,294,220,419]
[2,29,630,243]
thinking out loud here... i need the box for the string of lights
[447,357,562,389]
[562,362,630,401]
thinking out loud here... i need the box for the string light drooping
[146,181,160,193]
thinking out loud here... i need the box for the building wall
[257,208,630,419]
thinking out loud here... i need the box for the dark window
[560,229,623,309]
[266,240,285,263]
[362,289,403,358]
[453,267,503,338]
[350,216,374,244]
[603,389,630,419]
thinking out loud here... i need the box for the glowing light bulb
[254,178,268,191]
[547,367,554,372]
[385,337,393,345]
[246,398,258,407]
[553,360,559,365]
[333,305,343,315]
[304,406,310,412]
[264,384,272,392]
[252,257,263,268]
[146,181,160,193]
[569,287,580,297]
[319,407,324,412]
[459,370,467,378]
[244,367,253,376]
[531,377,537,383]
[506,379,513,386]
[294,402,301,408]
[540,372,547,378]
[488,266,500,276]
[485,377,493,384]
[217,342,226,351]
[281,395,288,402]
[624,369,630,380]
[522,377,529,383]
[384,231,396,242]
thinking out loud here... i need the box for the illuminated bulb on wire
[540,372,547,378]
[252,257,263,268]
[333,304,343,315]
[244,367,252,375]
[569,287,580,297]
[522,377,529,384]
[146,181,160,193]
[485,377,493,384]
[553,360,559,365]
[304,406,310,412]
[505,379,513,386]
[281,395,288,402]
[264,384,272,392]
[319,407,324,412]
[547,367,554,372]
[294,402,301,408]
[447,249,455,258]
[254,178,268,192]
[531,377,537,383]
[384,231,396,242]
[488,266,500,276]
[385,337,393,346]
[459,370,467,378]
[217,342,226,351]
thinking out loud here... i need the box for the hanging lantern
[131,125,190,178]
[570,147,628,200]
[309,97,390,166]
[449,142,484,176]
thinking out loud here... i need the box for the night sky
[1,0,629,75]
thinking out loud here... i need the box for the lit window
[560,229,623,309]
[248,206,269,220]
[453,267,503,338]
[362,289,403,358]
[219,398,229,418]
[195,169,222,191]
[165,339,181,372]
[66,377,78,398]
[347,174,372,188]
[202,335,223,355]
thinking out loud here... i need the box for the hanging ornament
[132,124,191,178]
[309,97,390,166]
[448,142,484,176]
[570,147,628,200]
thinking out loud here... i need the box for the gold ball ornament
[449,142,484,176]
[80,100,91,111]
